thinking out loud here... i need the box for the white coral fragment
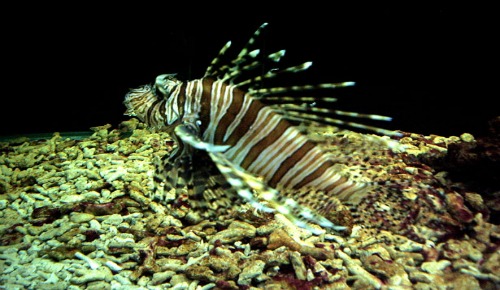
[99,166,127,182]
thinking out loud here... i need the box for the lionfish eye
[155,73,179,97]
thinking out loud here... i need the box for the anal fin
[208,151,348,233]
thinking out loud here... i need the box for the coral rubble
[0,119,499,289]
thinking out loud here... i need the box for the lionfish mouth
[123,92,138,117]
[123,103,135,117]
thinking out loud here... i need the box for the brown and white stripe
[125,76,365,203]
[123,23,401,232]
[191,78,365,203]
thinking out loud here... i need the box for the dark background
[1,4,496,138]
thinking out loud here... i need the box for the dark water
[2,5,496,138]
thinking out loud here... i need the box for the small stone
[267,229,301,251]
[444,272,481,290]
[185,265,216,282]
[464,192,488,213]
[209,222,256,244]
[289,251,307,280]
[89,219,102,230]
[267,228,331,260]
[59,194,85,204]
[70,212,95,223]
[150,271,175,286]
[237,260,266,286]
[362,255,411,286]
[480,251,500,277]
[70,267,113,284]
[86,281,111,290]
[460,133,475,142]
[170,274,191,287]
[410,271,445,284]
[440,239,483,262]
[421,260,451,274]
[101,214,124,226]
[445,192,474,223]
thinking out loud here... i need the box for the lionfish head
[123,84,154,122]
[123,73,183,128]
[154,73,181,97]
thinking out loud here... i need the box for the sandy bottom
[0,119,498,289]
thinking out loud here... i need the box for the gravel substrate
[1,119,499,289]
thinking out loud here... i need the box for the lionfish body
[124,23,400,232]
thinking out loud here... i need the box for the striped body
[124,23,400,232]
[126,77,363,203]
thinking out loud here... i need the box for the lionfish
[124,23,401,233]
